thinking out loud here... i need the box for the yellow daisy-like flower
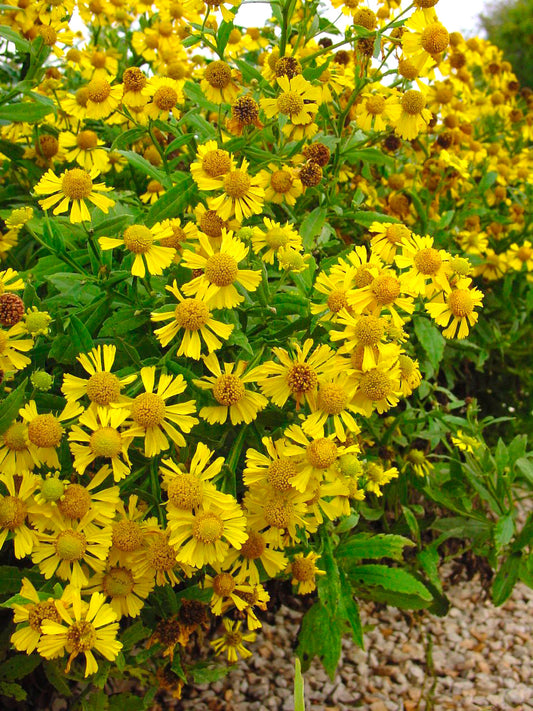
[161,441,225,512]
[387,89,433,141]
[310,263,358,323]
[34,167,115,223]
[258,163,303,206]
[329,310,390,371]
[451,429,481,453]
[0,471,39,558]
[140,179,166,204]
[369,222,412,264]
[194,352,268,425]
[121,366,198,457]
[398,354,422,397]
[0,322,33,372]
[425,278,484,339]
[143,75,183,120]
[19,399,83,469]
[181,230,262,308]
[121,66,148,108]
[200,60,240,104]
[207,159,266,222]
[211,619,256,663]
[222,528,287,585]
[253,339,341,410]
[302,376,360,442]
[190,140,235,190]
[261,74,321,127]
[355,90,398,133]
[402,9,450,73]
[288,552,326,594]
[204,570,252,616]
[32,516,111,588]
[0,419,40,475]
[151,282,234,358]
[10,578,64,654]
[251,217,302,264]
[59,129,110,172]
[99,222,176,278]
[62,344,136,409]
[108,496,158,567]
[243,484,314,547]
[350,344,403,417]
[84,76,123,119]
[168,497,248,568]
[38,591,122,677]
[135,529,185,587]
[349,267,415,330]
[68,406,134,481]
[88,563,155,619]
[6,207,33,229]
[364,461,399,497]
[396,233,451,295]
[506,241,533,272]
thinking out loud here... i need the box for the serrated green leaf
[346,564,432,601]
[145,174,195,226]
[300,207,327,249]
[0,654,41,681]
[0,680,26,702]
[494,513,515,550]
[492,553,520,606]
[336,533,415,561]
[296,602,342,679]
[414,316,446,370]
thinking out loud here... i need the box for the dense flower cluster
[0,0,531,698]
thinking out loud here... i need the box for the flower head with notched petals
[425,278,483,339]
[37,591,122,677]
[121,366,198,457]
[34,167,114,223]
[151,282,234,358]
[207,158,266,222]
[99,222,176,278]
[181,230,262,309]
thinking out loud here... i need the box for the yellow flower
[253,339,341,410]
[251,217,302,264]
[387,89,433,141]
[121,66,148,108]
[32,516,111,588]
[62,344,136,409]
[288,552,326,594]
[10,578,64,654]
[451,429,481,452]
[19,399,83,469]
[135,529,185,586]
[261,74,321,128]
[425,278,484,339]
[59,130,110,172]
[151,282,234,358]
[161,441,225,512]
[194,352,268,425]
[168,497,248,568]
[258,163,303,206]
[402,9,450,73]
[0,420,40,476]
[121,366,198,457]
[0,472,39,558]
[143,75,184,120]
[349,267,415,330]
[370,222,413,264]
[0,322,33,372]
[140,179,166,204]
[181,230,262,308]
[38,591,122,677]
[190,140,235,190]
[34,167,115,223]
[84,75,123,119]
[355,90,398,133]
[200,60,240,104]
[244,436,301,492]
[204,570,252,616]
[207,159,266,222]
[395,233,451,295]
[222,528,287,585]
[68,406,134,481]
[243,484,314,547]
[302,375,360,442]
[364,461,399,496]
[350,344,403,417]
[99,222,176,277]
[88,564,155,619]
[211,619,256,663]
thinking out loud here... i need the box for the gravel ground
[173,570,533,711]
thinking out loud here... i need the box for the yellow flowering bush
[0,0,532,705]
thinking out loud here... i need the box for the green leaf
[401,505,421,546]
[351,211,399,228]
[81,689,108,711]
[294,657,305,711]
[417,546,442,593]
[342,147,394,168]
[43,660,71,696]
[42,219,65,252]
[494,513,515,550]
[339,568,364,648]
[110,127,147,150]
[117,150,171,188]
[300,207,327,249]
[0,102,54,123]
[99,308,148,337]
[479,171,497,192]
[68,315,93,355]
[216,20,233,55]
[120,621,150,651]
[0,654,41,681]
[145,174,196,226]
[0,681,26,702]
[492,553,520,606]
[518,553,533,588]
[296,602,342,679]
[190,662,232,684]
[0,24,31,51]
[515,457,533,484]
[414,316,446,370]
[0,378,27,435]
[336,533,415,561]
[345,564,433,601]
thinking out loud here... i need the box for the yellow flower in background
[99,222,176,277]
[59,130,110,172]
[143,75,183,120]
[0,471,39,558]
[121,366,198,457]
[251,218,302,264]
[395,233,451,295]
[288,552,325,594]
[402,9,450,72]
[10,578,64,654]
[364,461,399,496]
[211,619,255,663]
[259,163,303,206]
[261,74,321,128]
[387,89,433,141]
[151,281,234,357]
[200,60,240,104]
[34,167,115,223]
[38,591,122,677]
[181,230,262,308]
[190,140,235,190]
[88,563,155,619]
[84,76,122,119]
[194,352,268,425]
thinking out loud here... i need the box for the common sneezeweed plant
[0,0,532,704]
